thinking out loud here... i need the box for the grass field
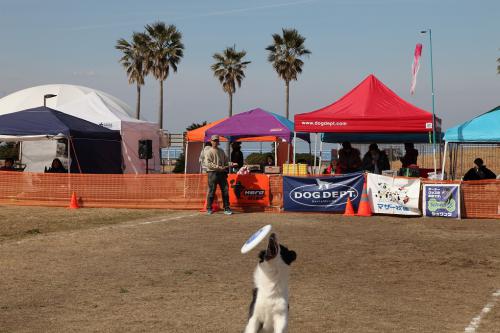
[1,207,500,332]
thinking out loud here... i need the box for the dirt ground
[1,208,500,333]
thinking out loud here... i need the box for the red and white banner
[410,43,423,95]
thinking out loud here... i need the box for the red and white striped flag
[410,43,423,95]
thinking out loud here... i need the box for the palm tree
[115,32,150,119]
[144,22,184,129]
[211,45,251,118]
[266,28,311,119]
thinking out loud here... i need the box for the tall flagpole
[421,28,437,174]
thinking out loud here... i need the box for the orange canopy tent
[184,119,293,173]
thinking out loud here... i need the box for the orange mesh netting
[0,172,282,212]
[0,172,209,209]
[0,172,497,218]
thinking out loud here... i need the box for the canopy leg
[441,141,447,180]
[184,142,189,175]
[274,141,278,166]
[293,132,297,166]
[313,133,318,170]
[183,142,189,198]
[318,139,323,175]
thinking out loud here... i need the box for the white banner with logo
[367,173,421,216]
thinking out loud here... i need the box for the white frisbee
[241,225,272,254]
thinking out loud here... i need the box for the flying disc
[241,225,272,254]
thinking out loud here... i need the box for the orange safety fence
[0,172,282,212]
[0,171,497,218]
[0,171,209,210]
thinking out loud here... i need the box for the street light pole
[43,94,57,107]
[421,29,437,174]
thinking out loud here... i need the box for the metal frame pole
[274,141,278,166]
[428,28,437,174]
[293,132,297,165]
[184,142,189,175]
[441,141,447,180]
[313,133,318,169]
[318,138,323,175]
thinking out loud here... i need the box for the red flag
[410,43,423,95]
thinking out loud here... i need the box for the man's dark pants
[206,171,230,210]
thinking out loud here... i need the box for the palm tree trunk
[285,81,290,119]
[158,80,164,129]
[136,84,141,119]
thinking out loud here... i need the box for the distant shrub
[245,153,272,165]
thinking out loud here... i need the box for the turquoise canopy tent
[444,106,500,142]
[442,106,500,179]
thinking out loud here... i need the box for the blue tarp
[444,106,500,143]
[0,106,120,139]
[0,107,123,173]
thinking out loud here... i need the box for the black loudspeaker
[138,139,153,160]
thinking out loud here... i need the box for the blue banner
[283,173,365,212]
[423,184,461,218]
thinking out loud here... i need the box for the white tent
[0,84,160,173]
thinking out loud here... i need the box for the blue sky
[0,0,499,132]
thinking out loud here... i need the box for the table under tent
[0,107,123,173]
[294,74,442,174]
[442,105,500,180]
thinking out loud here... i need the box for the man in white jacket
[204,135,233,215]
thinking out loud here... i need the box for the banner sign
[283,173,364,212]
[367,173,421,215]
[228,174,270,207]
[423,184,461,218]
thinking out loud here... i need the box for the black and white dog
[244,233,297,333]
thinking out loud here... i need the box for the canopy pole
[67,139,70,174]
[183,142,189,198]
[318,138,323,175]
[274,141,278,167]
[287,142,290,165]
[293,132,297,166]
[441,141,447,180]
[184,142,189,175]
[313,133,318,169]
[228,141,232,174]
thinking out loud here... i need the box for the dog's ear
[258,250,266,263]
[286,250,297,265]
[280,245,297,265]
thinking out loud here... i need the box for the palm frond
[145,22,184,81]
[266,28,311,83]
[210,45,251,95]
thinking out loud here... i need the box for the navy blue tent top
[0,106,121,140]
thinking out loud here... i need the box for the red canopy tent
[294,74,441,142]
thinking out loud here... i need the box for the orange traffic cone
[200,193,221,212]
[356,181,372,217]
[343,197,355,216]
[69,192,79,209]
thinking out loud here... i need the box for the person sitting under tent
[400,143,419,168]
[230,142,244,171]
[338,142,362,174]
[46,158,67,173]
[362,143,390,174]
[463,158,496,181]
[0,158,16,171]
